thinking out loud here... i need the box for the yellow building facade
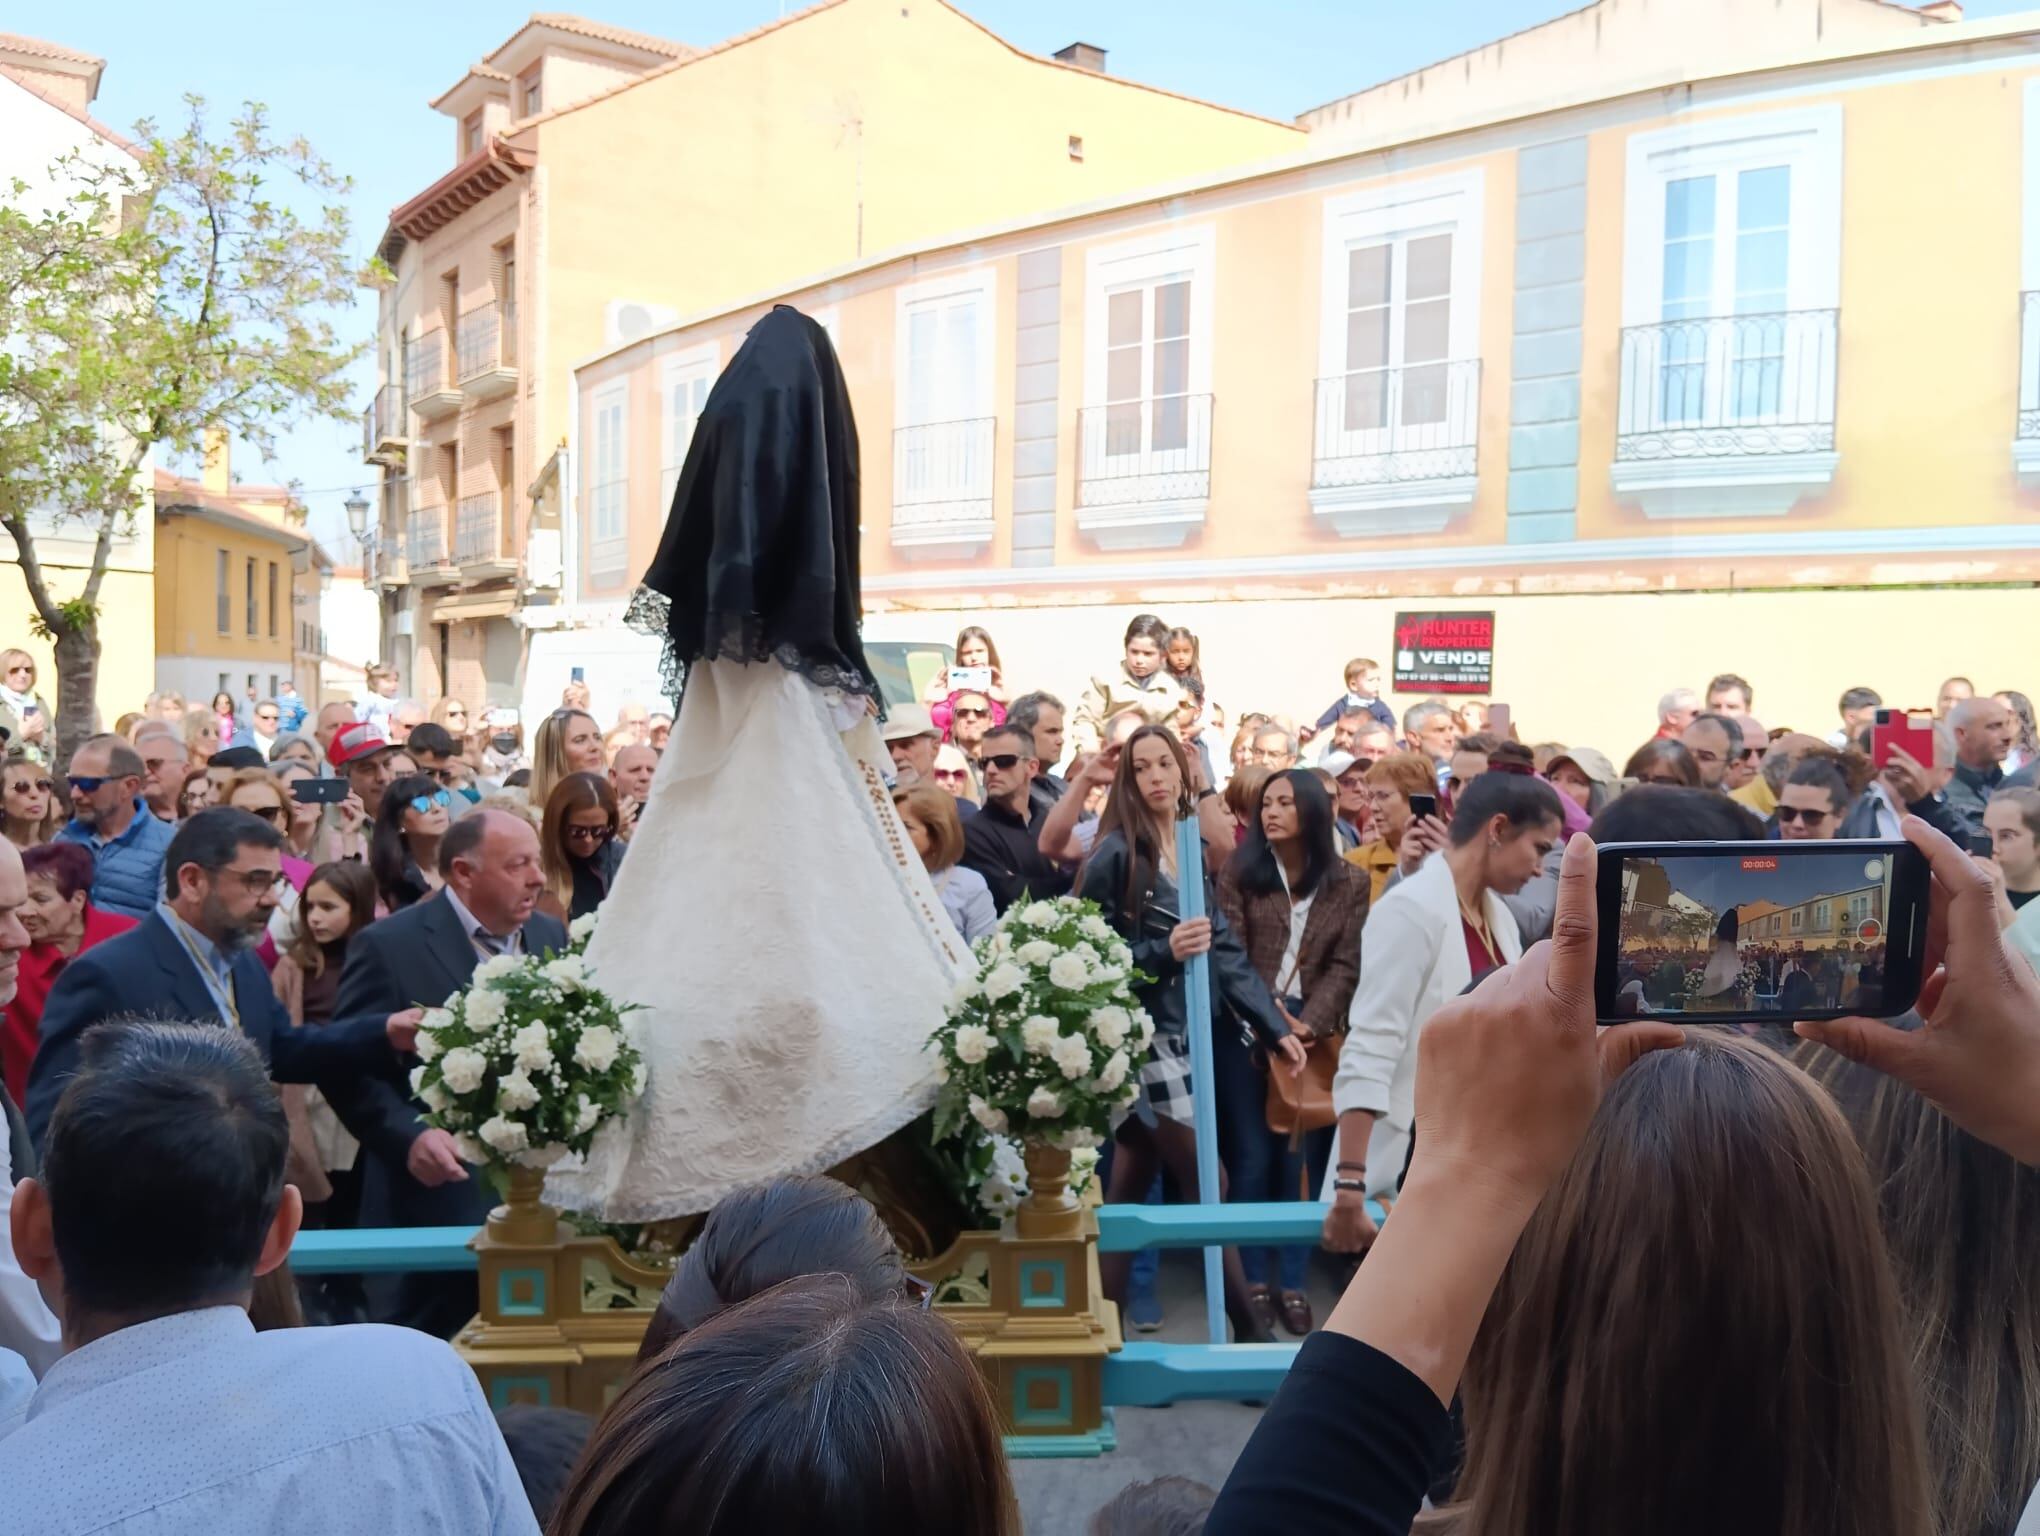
[361,0,1303,714]
[153,454,311,711]
[569,1,2040,756]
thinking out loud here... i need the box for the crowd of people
[2,627,2039,1533]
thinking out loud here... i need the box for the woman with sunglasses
[539,772,625,923]
[2,758,61,848]
[429,696,471,751]
[222,769,320,964]
[369,773,453,912]
[176,764,218,818]
[0,649,53,763]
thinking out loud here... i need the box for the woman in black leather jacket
[1077,724,1305,1342]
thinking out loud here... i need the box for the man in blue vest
[53,735,176,920]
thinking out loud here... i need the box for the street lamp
[344,488,370,543]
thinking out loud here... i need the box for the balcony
[455,490,518,581]
[1074,394,1212,551]
[1611,309,1839,519]
[1308,361,1481,537]
[407,506,456,585]
[891,418,995,560]
[2014,292,2040,487]
[406,333,461,422]
[362,384,408,466]
[456,302,517,403]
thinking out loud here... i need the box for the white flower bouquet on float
[929,894,1154,1233]
[411,912,646,1192]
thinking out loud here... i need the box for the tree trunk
[51,623,101,774]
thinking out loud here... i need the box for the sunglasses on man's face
[67,776,108,794]
[980,752,1026,772]
[1776,805,1831,826]
[952,706,990,721]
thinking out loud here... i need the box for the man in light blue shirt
[0,1020,538,1534]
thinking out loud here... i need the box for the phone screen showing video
[1597,841,1925,1023]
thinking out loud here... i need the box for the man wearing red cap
[327,722,399,820]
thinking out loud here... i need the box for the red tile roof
[0,31,103,68]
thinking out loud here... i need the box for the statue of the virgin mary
[546,306,970,1222]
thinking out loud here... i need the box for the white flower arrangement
[969,1136,1101,1224]
[410,921,645,1173]
[930,894,1154,1219]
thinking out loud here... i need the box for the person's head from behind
[1121,613,1169,679]
[1779,758,1850,841]
[1588,785,1766,845]
[558,1275,1014,1536]
[1446,1035,1930,1536]
[1446,771,1563,895]
[638,1177,909,1366]
[12,1021,300,1345]
[1622,738,1700,790]
[1090,1476,1216,1536]
[440,809,543,934]
[1679,713,1742,791]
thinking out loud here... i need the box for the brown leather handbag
[1265,1028,1342,1147]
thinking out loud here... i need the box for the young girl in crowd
[1165,626,1202,686]
[211,690,239,748]
[926,627,1009,740]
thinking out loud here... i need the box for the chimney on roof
[1919,1,1962,18]
[201,426,231,495]
[1054,42,1106,73]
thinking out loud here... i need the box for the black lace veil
[628,305,878,708]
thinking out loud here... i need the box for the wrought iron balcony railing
[404,333,446,401]
[1615,309,1838,462]
[407,506,449,568]
[456,302,511,382]
[892,417,995,537]
[1312,360,1480,489]
[454,491,503,565]
[1076,394,1213,508]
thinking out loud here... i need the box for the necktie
[474,927,508,957]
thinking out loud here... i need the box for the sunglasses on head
[408,789,453,815]
[1776,805,1831,826]
[980,752,1025,771]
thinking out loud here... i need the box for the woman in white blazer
[1322,770,1566,1255]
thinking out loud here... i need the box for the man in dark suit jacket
[27,809,398,1150]
[323,808,566,1338]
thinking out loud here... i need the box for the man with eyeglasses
[947,690,996,773]
[1724,714,1765,792]
[244,699,285,762]
[27,808,403,1150]
[959,723,1072,915]
[1776,759,1851,843]
[129,722,189,823]
[53,735,177,920]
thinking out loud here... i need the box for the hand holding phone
[949,665,992,693]
[1871,708,1937,771]
[1595,839,1929,1024]
[1488,703,1513,740]
[291,777,351,806]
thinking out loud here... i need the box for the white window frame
[1310,170,1484,537]
[1613,103,1843,519]
[657,342,719,512]
[587,379,629,589]
[1076,224,1216,551]
[889,269,998,556]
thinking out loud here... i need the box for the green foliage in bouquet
[411,916,645,1172]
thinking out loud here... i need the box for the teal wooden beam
[1102,1341,1301,1406]
[290,1226,479,1273]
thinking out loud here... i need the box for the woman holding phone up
[1077,724,1307,1343]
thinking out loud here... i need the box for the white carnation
[628,1060,648,1096]
[464,987,506,1034]
[573,1095,601,1135]
[1110,942,1133,967]
[1090,1050,1130,1095]
[1088,1006,1130,1049]
[496,1069,540,1113]
[1133,1008,1156,1047]
[573,1024,621,1073]
[949,976,982,1007]
[1019,901,1058,928]
[408,1063,429,1096]
[478,1114,529,1154]
[473,953,522,986]
[952,1023,994,1065]
[992,930,1013,955]
[969,1094,1008,1134]
[982,962,1026,1001]
[542,955,587,993]
[1055,1128,1103,1152]
[1047,954,1090,990]
[419,1080,451,1113]
[1073,942,1100,966]
[1026,1086,1064,1119]
[568,912,600,944]
[438,1047,487,1095]
[1080,915,1114,943]
[1020,1016,1061,1056]
[414,1017,449,1062]
[1016,940,1056,967]
[1051,1032,1094,1080]
[510,1020,554,1076]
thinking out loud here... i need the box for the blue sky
[49,0,2035,550]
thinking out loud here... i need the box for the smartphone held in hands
[948,665,993,693]
[1594,839,1929,1024]
[291,777,351,806]
[1409,793,1439,824]
[1870,708,1937,770]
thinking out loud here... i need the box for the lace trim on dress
[626,586,880,711]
